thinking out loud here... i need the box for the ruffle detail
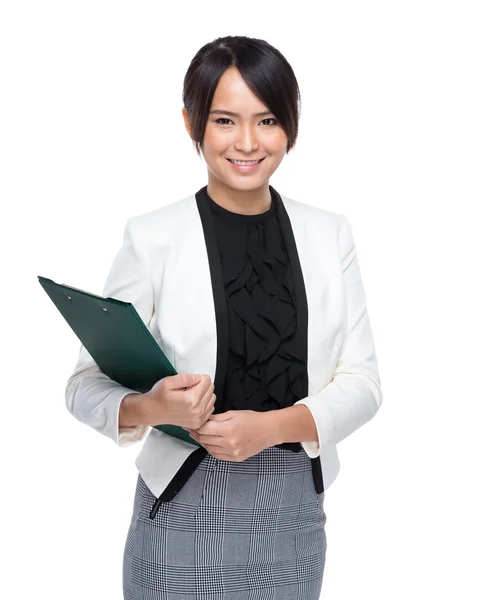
[205,188,308,426]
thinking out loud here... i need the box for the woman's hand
[181,410,277,461]
[143,373,216,428]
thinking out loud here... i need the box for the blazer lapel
[273,186,324,494]
[194,186,229,414]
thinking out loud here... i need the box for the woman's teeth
[228,159,262,165]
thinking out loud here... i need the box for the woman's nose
[234,125,259,152]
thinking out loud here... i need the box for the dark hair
[182,35,301,157]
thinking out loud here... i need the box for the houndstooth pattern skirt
[123,445,327,599]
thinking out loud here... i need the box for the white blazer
[65,186,383,500]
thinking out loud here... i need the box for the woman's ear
[181,106,194,140]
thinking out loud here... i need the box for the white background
[2,1,501,598]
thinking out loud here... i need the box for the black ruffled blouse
[203,185,306,453]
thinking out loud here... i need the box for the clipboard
[38,275,201,448]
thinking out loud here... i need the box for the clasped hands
[181,409,277,462]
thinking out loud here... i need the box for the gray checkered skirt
[123,445,327,599]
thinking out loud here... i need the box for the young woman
[65,34,382,599]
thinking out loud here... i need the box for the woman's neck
[206,180,272,215]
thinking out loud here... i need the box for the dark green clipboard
[38,275,201,448]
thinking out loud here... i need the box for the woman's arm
[293,214,383,457]
[65,217,154,447]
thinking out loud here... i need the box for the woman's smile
[226,157,266,172]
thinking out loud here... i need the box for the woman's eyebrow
[209,109,273,117]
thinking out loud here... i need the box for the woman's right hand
[142,373,216,429]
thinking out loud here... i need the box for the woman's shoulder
[123,192,198,252]
[279,190,347,228]
[132,192,196,224]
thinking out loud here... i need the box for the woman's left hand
[181,410,276,461]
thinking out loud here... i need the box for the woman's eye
[214,118,278,126]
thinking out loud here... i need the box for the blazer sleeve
[294,214,383,458]
[64,216,153,447]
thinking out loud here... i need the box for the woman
[65,35,382,599]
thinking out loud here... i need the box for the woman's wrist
[119,392,151,428]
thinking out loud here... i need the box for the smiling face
[182,66,289,208]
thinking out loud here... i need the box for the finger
[211,453,234,461]
[194,434,228,448]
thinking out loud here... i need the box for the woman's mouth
[226,157,265,172]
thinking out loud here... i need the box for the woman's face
[183,67,288,195]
